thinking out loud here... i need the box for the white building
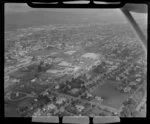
[95,96,103,102]
[56,97,67,104]
[31,78,36,83]
[58,61,72,67]
[76,105,85,112]
[81,53,100,60]
[123,86,131,93]
[47,103,56,110]
[54,85,60,89]
[64,50,76,55]
[136,78,142,82]
[11,78,20,83]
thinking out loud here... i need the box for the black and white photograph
[4,1,147,120]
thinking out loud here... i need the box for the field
[92,80,130,109]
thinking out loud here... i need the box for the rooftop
[58,61,72,67]
[64,50,76,55]
[81,53,99,60]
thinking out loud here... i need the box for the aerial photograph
[4,3,147,118]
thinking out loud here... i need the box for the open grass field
[92,80,130,109]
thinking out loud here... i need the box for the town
[5,23,147,117]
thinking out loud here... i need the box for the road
[6,61,39,75]
[136,97,146,111]
[135,83,146,111]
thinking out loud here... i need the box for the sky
[4,3,147,31]
[5,3,123,14]
[5,3,147,21]
[5,3,34,13]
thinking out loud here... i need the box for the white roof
[47,69,61,73]
[56,97,66,104]
[136,78,142,82]
[81,53,99,59]
[73,66,80,72]
[47,104,56,109]
[64,50,76,55]
[76,105,85,111]
[31,78,36,82]
[58,61,71,66]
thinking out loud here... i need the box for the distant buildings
[11,78,20,83]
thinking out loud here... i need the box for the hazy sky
[5,3,123,13]
[5,3,34,13]
[5,3,147,25]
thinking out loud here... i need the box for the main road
[5,61,39,75]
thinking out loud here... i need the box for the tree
[123,98,136,106]
[120,106,140,117]
[37,61,43,72]
[131,111,141,117]
[120,99,137,117]
[61,42,66,50]
[32,56,37,61]
[120,106,132,117]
